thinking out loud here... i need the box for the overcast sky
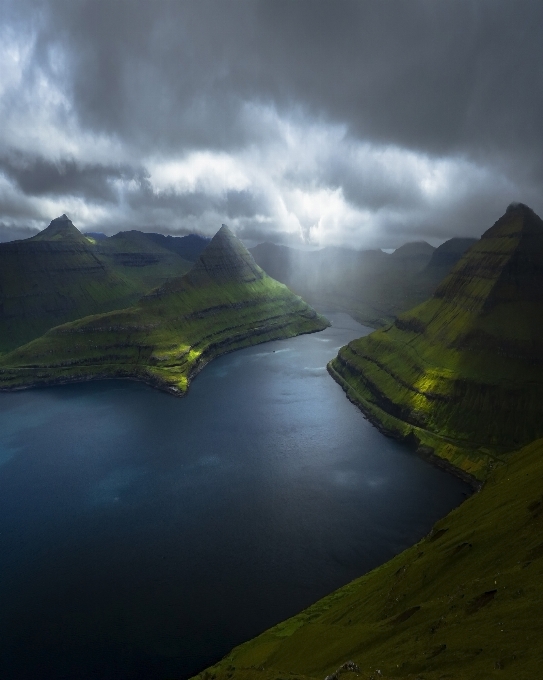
[0,0,542,248]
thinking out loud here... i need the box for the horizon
[4,211,485,253]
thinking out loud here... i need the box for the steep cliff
[329,204,543,480]
[0,225,329,394]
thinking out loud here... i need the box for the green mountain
[0,215,192,354]
[195,435,543,680]
[0,225,328,394]
[329,203,543,480]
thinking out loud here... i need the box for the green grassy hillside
[329,204,543,480]
[0,216,192,354]
[0,225,329,394]
[195,436,543,680]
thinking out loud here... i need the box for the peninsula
[0,225,329,395]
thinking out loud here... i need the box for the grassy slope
[0,217,192,354]
[0,228,329,394]
[329,205,543,480]
[196,436,543,680]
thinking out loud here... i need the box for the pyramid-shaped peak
[186,223,264,285]
[434,204,543,313]
[32,214,89,244]
[213,223,238,241]
[482,203,543,240]
[506,201,533,214]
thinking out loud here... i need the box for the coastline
[0,321,329,398]
[326,359,483,491]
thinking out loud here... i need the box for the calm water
[0,313,470,679]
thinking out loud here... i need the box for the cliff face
[0,225,329,394]
[329,204,543,480]
[0,216,191,353]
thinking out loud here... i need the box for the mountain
[392,237,478,316]
[389,240,436,270]
[249,240,469,328]
[0,216,192,354]
[0,225,329,394]
[144,232,210,261]
[195,435,543,680]
[31,213,91,244]
[96,230,193,289]
[425,237,478,274]
[329,204,543,480]
[83,231,108,241]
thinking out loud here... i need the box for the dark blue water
[0,313,470,679]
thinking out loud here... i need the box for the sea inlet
[0,313,471,679]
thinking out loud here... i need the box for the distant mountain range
[0,215,475,355]
[250,237,476,326]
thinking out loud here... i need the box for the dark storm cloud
[126,179,265,220]
[0,222,38,243]
[1,0,543,244]
[26,1,543,161]
[0,154,145,203]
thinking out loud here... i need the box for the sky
[0,0,542,249]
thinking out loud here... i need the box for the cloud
[0,0,542,246]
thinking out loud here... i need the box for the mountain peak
[186,224,264,285]
[32,215,89,244]
[434,204,543,312]
[483,202,543,240]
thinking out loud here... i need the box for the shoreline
[326,359,483,491]
[0,323,329,398]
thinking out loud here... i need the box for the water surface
[0,313,470,679]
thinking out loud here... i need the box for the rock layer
[329,204,543,479]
